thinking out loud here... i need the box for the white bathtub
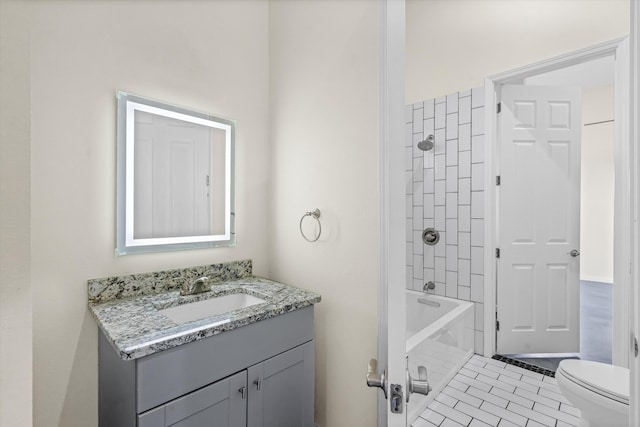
[406,291,475,424]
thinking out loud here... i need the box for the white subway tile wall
[406,87,485,341]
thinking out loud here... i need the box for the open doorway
[499,57,615,370]
[483,38,630,373]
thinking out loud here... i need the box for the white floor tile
[537,387,571,405]
[419,408,445,426]
[475,355,506,369]
[497,374,539,394]
[504,364,544,381]
[429,401,473,426]
[476,374,516,393]
[506,402,555,427]
[513,387,559,410]
[455,401,501,426]
[453,373,492,392]
[489,387,534,409]
[466,387,509,409]
[464,362,501,379]
[541,376,557,385]
[559,403,580,417]
[466,356,486,368]
[521,376,561,394]
[420,356,582,427]
[479,401,527,426]
[442,386,483,408]
[532,402,580,425]
[448,378,470,393]
[412,417,438,427]
[436,392,459,408]
[479,362,515,377]
[441,419,465,427]
[458,367,479,379]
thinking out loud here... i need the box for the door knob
[406,365,431,402]
[366,358,387,398]
[569,249,580,257]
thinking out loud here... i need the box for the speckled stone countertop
[88,261,321,360]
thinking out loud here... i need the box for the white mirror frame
[116,91,235,255]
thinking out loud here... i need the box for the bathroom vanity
[89,260,320,427]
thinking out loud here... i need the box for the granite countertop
[89,275,321,360]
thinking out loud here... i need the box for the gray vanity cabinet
[138,371,247,427]
[136,342,314,427]
[99,306,315,427]
[247,341,314,427]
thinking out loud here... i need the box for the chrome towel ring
[300,209,322,242]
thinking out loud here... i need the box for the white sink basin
[159,293,266,324]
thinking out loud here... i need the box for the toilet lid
[558,360,629,405]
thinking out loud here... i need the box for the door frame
[377,0,406,426]
[482,37,632,367]
[630,2,639,426]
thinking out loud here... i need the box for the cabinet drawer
[138,371,247,427]
[137,306,314,413]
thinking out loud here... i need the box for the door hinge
[496,175,501,186]
[496,320,500,331]
[497,102,502,113]
[495,248,500,258]
[634,335,638,358]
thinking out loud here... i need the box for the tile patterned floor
[412,355,581,427]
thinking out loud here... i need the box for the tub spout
[423,281,435,292]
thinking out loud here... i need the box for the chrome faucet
[423,281,435,293]
[180,276,211,296]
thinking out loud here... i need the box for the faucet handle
[180,276,210,296]
[180,281,191,296]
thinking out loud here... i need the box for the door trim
[377,0,406,426]
[630,1,639,426]
[483,37,631,365]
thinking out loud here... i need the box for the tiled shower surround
[406,87,486,352]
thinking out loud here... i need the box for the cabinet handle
[238,386,246,399]
[253,378,262,390]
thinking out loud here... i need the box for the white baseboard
[580,275,613,284]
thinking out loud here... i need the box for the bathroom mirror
[116,91,235,255]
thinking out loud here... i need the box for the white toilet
[556,360,629,427]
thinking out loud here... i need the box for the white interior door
[497,85,582,355]
[374,1,407,426]
[134,111,212,239]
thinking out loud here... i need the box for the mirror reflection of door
[134,111,226,239]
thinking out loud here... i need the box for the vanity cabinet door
[247,341,314,427]
[138,370,247,427]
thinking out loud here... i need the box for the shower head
[417,134,435,151]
